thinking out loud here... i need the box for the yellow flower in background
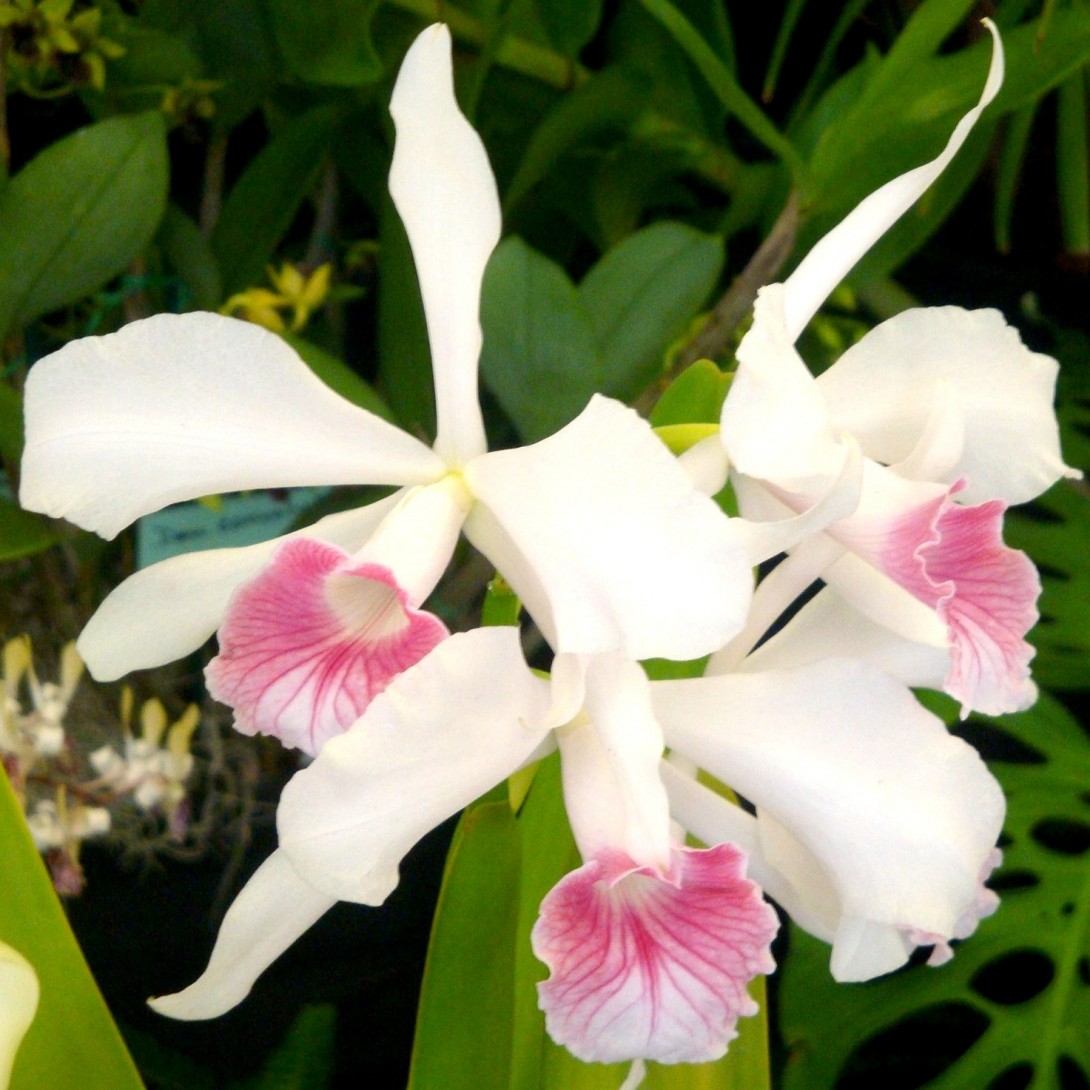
[221,262,332,333]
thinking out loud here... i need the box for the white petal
[662,763,843,946]
[557,654,671,868]
[731,438,863,565]
[653,659,1005,976]
[782,22,1003,339]
[741,585,950,690]
[0,941,38,1089]
[721,285,841,482]
[354,477,470,604]
[21,313,441,538]
[278,627,551,903]
[78,497,402,680]
[463,395,752,660]
[817,306,1079,504]
[678,434,729,496]
[389,25,500,464]
[148,849,335,1020]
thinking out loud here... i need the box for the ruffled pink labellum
[532,844,778,1064]
[870,482,1039,715]
[206,538,448,755]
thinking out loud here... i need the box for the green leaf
[780,693,1090,1090]
[504,67,649,215]
[994,102,1037,254]
[0,499,58,560]
[0,769,145,1090]
[650,359,730,427]
[479,236,599,444]
[0,112,168,341]
[227,1005,336,1090]
[579,221,723,397]
[0,380,23,464]
[481,225,722,442]
[408,801,521,1090]
[377,190,434,440]
[532,0,604,58]
[281,333,395,421]
[635,0,806,179]
[156,204,222,311]
[211,104,343,295]
[1056,67,1090,257]
[266,0,382,86]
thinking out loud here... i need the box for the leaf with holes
[779,692,1090,1090]
[1006,396,1090,691]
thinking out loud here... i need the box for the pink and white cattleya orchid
[652,650,1004,983]
[712,22,1079,717]
[19,24,751,752]
[148,628,780,1067]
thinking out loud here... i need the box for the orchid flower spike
[20,24,752,754]
[716,21,1079,716]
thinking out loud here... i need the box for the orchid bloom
[713,22,1078,716]
[20,24,751,754]
[146,626,779,1066]
[652,649,1004,983]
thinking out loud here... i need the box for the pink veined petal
[389,25,501,465]
[532,844,778,1065]
[206,538,447,756]
[852,482,1039,715]
[77,496,403,682]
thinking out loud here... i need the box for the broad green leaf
[93,20,203,114]
[579,221,723,397]
[780,693,1090,1090]
[0,770,144,1090]
[533,0,604,58]
[266,0,382,86]
[481,226,721,442]
[650,359,730,427]
[281,333,395,421]
[0,113,168,342]
[0,499,58,561]
[156,204,222,311]
[504,67,650,215]
[479,236,599,443]
[408,801,521,1090]
[211,104,343,296]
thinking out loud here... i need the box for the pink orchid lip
[865,481,1039,716]
[532,843,778,1065]
[206,537,448,756]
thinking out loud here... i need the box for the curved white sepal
[278,628,551,903]
[0,942,39,1089]
[21,313,441,538]
[782,22,1004,338]
[148,850,335,1020]
[389,25,500,464]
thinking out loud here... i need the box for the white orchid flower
[714,22,1079,716]
[148,627,779,1066]
[653,648,1004,984]
[20,24,751,753]
[0,941,38,1090]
